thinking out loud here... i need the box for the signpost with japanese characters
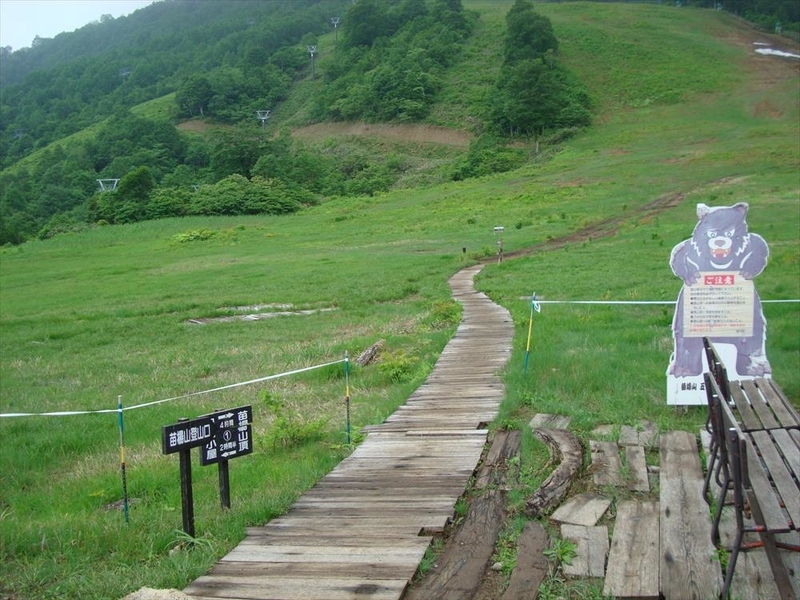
[682,272,754,338]
[199,406,252,466]
[161,405,253,536]
[667,203,771,406]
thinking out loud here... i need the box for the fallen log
[525,428,583,517]
[356,340,384,366]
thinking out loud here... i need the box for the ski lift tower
[330,17,340,46]
[97,179,120,192]
[307,45,317,79]
[494,226,504,263]
[256,110,271,133]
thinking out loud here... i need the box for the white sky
[0,0,155,52]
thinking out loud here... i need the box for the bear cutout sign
[667,202,771,405]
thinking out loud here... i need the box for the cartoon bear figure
[669,202,771,377]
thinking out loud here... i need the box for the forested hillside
[0,0,796,246]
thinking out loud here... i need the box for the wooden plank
[551,493,611,527]
[749,431,797,530]
[561,524,608,578]
[730,383,762,431]
[603,500,660,599]
[529,413,571,430]
[659,430,722,599]
[618,421,659,447]
[742,379,780,429]
[502,521,549,600]
[186,575,409,600]
[756,379,800,428]
[625,445,650,492]
[590,440,623,486]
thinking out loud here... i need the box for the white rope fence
[0,359,346,418]
[523,298,799,305]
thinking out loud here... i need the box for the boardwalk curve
[185,265,513,600]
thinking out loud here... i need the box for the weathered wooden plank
[749,431,797,529]
[603,500,660,599]
[502,521,549,600]
[529,413,571,430]
[659,431,722,599]
[590,440,623,487]
[756,378,800,428]
[561,524,609,578]
[730,383,762,431]
[742,379,781,429]
[625,445,650,492]
[186,575,409,600]
[618,421,659,447]
[551,493,611,527]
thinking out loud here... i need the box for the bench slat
[742,380,780,430]
[768,429,800,528]
[756,378,800,429]
[791,429,800,448]
[749,431,795,532]
[718,400,788,533]
[730,384,762,431]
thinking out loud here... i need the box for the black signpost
[161,405,253,536]
[200,406,253,509]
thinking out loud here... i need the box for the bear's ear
[731,202,749,217]
[696,203,711,219]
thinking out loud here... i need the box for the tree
[113,166,155,223]
[175,75,213,117]
[504,0,558,65]
[343,0,388,48]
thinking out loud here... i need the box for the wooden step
[561,524,609,578]
[603,500,660,599]
[625,445,650,492]
[659,431,722,599]
[551,493,611,527]
[590,440,623,486]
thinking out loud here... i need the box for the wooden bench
[701,338,800,515]
[702,339,800,600]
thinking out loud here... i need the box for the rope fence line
[0,359,346,419]
[520,298,800,305]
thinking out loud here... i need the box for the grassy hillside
[0,3,798,598]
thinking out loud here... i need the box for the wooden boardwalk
[184,265,513,600]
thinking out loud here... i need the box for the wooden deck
[184,265,513,600]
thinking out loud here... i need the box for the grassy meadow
[1,2,798,598]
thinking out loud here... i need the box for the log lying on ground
[356,340,384,366]
[525,428,583,517]
[404,430,520,600]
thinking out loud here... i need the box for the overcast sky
[0,0,155,52]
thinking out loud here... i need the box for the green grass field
[1,3,798,598]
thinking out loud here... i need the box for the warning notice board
[682,271,754,338]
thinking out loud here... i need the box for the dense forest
[0,0,796,245]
